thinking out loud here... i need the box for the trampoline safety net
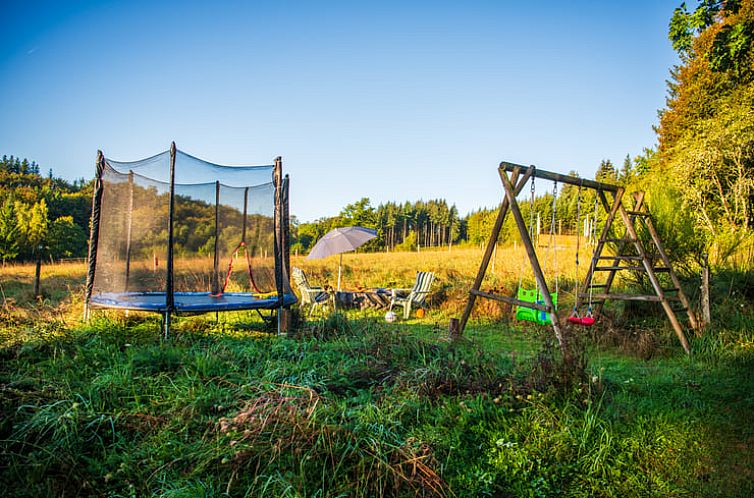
[87,146,294,314]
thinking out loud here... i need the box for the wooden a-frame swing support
[458,162,700,355]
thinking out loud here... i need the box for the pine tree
[0,198,19,264]
[595,159,617,183]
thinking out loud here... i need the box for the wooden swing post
[458,166,533,332]
[500,170,566,352]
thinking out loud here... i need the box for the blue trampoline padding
[89,292,297,313]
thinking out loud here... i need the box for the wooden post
[448,318,460,340]
[33,248,42,298]
[500,171,566,353]
[701,254,711,328]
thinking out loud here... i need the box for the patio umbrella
[306,226,377,290]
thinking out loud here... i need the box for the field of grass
[1,245,754,497]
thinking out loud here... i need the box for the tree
[595,159,617,183]
[0,198,19,264]
[47,216,87,259]
[16,199,49,257]
[340,197,377,228]
[619,154,634,183]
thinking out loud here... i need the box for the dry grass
[296,236,599,317]
[297,236,584,288]
[1,236,616,322]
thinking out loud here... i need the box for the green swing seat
[515,287,558,325]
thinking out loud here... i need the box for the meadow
[1,245,753,497]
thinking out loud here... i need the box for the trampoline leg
[277,307,282,337]
[163,311,171,340]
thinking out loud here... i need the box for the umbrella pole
[337,253,343,291]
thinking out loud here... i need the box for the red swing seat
[568,307,596,327]
[568,315,595,326]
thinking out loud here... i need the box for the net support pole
[164,142,177,339]
[282,174,291,284]
[273,156,284,335]
[124,170,134,292]
[212,180,221,295]
[241,187,249,243]
[84,151,106,321]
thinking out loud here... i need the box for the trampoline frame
[83,142,295,337]
[89,291,298,313]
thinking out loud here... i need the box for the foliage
[15,199,49,255]
[595,159,618,184]
[46,216,87,259]
[0,198,20,264]
[655,0,754,267]
[0,154,92,262]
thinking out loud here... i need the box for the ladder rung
[662,287,679,292]
[597,255,643,261]
[626,210,650,217]
[594,266,646,271]
[588,284,609,288]
[653,267,671,272]
[585,293,662,302]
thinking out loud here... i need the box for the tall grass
[2,240,754,496]
[1,315,753,497]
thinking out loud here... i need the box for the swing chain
[519,175,537,291]
[550,181,558,296]
[529,174,536,238]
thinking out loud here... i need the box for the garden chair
[292,267,332,316]
[389,271,435,319]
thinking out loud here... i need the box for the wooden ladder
[579,189,699,354]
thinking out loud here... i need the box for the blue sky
[0,0,681,222]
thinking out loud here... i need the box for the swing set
[459,161,700,354]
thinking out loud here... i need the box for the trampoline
[84,142,296,336]
[89,292,298,313]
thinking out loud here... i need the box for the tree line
[294,198,466,254]
[291,156,635,255]
[0,156,90,265]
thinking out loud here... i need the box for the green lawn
[1,311,753,497]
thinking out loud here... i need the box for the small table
[335,289,392,310]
